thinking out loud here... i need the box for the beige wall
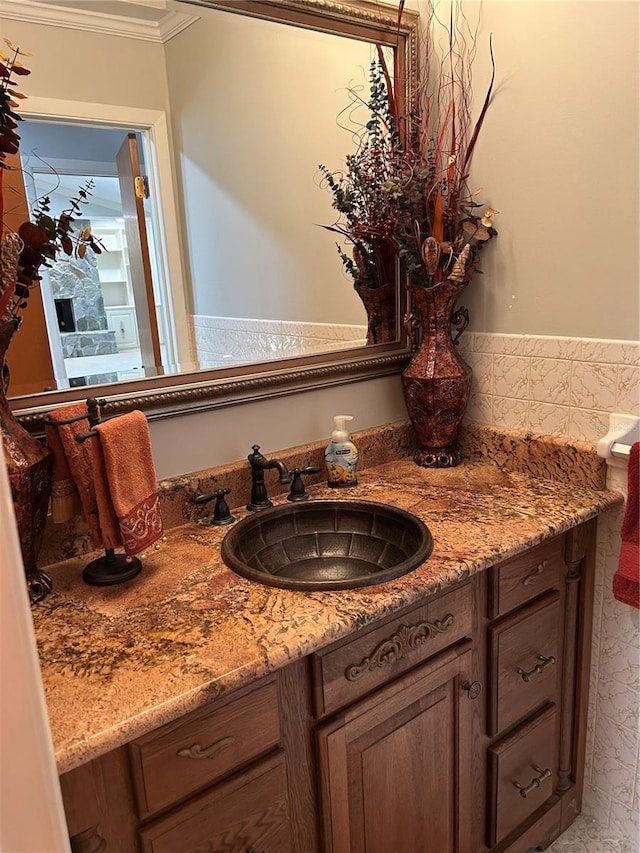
[463,0,639,340]
[164,5,372,324]
[149,374,408,479]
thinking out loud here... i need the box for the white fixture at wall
[597,413,640,467]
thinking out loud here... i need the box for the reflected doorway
[18,120,179,390]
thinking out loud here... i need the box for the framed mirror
[4,0,418,431]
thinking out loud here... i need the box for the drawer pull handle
[345,614,455,681]
[177,736,235,760]
[517,654,556,682]
[463,680,482,700]
[514,766,552,798]
[522,560,547,586]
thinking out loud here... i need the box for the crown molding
[0,0,198,42]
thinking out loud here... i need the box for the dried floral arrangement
[319,0,497,292]
[0,39,104,324]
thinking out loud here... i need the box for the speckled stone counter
[31,430,621,776]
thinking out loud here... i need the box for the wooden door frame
[18,96,191,370]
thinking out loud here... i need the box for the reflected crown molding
[0,0,198,42]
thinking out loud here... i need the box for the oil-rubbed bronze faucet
[247,445,291,511]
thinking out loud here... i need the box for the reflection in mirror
[3,0,417,428]
[18,126,176,393]
[167,4,395,364]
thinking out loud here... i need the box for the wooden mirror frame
[12,0,418,433]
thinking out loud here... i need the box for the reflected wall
[166,4,377,326]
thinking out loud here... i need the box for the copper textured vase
[402,281,471,468]
[354,282,397,345]
[0,319,54,603]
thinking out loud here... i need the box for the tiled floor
[542,815,636,852]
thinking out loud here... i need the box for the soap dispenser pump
[325,415,359,487]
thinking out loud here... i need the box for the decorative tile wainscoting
[460,333,639,441]
[583,463,639,850]
[461,332,639,850]
[190,314,366,368]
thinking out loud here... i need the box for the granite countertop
[32,452,620,775]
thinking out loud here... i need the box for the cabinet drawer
[488,592,561,736]
[130,679,281,815]
[312,581,473,716]
[139,751,293,853]
[489,537,563,618]
[488,704,557,847]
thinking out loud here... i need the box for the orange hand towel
[93,411,163,556]
[44,420,79,523]
[44,403,101,545]
[613,441,639,609]
[87,438,124,552]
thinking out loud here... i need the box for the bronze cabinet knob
[462,680,482,700]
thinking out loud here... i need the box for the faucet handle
[248,444,263,461]
[194,488,235,526]
[287,466,321,502]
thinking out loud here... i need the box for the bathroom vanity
[31,426,620,853]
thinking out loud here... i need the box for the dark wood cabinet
[59,520,596,853]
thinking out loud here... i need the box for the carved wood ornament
[345,614,455,681]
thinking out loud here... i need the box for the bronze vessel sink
[221,499,433,591]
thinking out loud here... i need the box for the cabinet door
[317,642,474,853]
[139,752,293,853]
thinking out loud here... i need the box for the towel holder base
[83,548,142,586]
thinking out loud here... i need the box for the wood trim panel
[317,640,474,853]
[560,518,598,829]
[470,575,490,853]
[493,797,562,853]
[277,657,321,853]
[60,746,138,853]
[138,751,293,853]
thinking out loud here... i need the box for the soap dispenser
[325,415,359,487]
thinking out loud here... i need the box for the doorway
[18,119,184,390]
